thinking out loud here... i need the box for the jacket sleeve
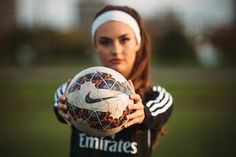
[142,86,174,130]
[53,83,67,124]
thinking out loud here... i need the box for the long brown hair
[94,5,152,97]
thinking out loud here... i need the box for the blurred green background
[0,0,236,157]
[1,66,235,157]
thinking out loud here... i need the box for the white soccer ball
[65,66,133,137]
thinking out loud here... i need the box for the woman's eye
[120,38,130,44]
[99,39,110,46]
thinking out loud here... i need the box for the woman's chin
[109,65,122,72]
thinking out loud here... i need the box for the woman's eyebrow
[118,34,129,39]
[98,33,129,40]
[99,36,110,40]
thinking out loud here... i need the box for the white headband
[91,10,141,44]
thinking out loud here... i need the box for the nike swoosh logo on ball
[85,92,115,104]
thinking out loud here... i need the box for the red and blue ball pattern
[67,71,131,130]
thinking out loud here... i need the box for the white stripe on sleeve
[146,86,165,107]
[145,86,173,117]
[151,94,173,116]
[149,92,169,112]
[54,83,67,107]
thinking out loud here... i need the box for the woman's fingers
[124,111,144,128]
[124,91,145,128]
[58,95,71,126]
[58,106,69,118]
[128,94,142,109]
[58,95,66,103]
[126,109,144,120]
[124,118,140,128]
[58,104,72,126]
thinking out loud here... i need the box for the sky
[16,0,234,33]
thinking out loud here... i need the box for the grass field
[0,65,235,157]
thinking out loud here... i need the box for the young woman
[54,5,173,157]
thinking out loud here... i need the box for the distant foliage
[153,30,196,65]
[2,28,92,65]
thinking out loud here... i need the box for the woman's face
[95,21,140,79]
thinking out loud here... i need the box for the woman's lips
[110,58,123,64]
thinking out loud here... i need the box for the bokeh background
[0,0,236,157]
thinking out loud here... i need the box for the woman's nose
[111,41,122,54]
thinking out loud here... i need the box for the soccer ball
[65,66,133,137]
